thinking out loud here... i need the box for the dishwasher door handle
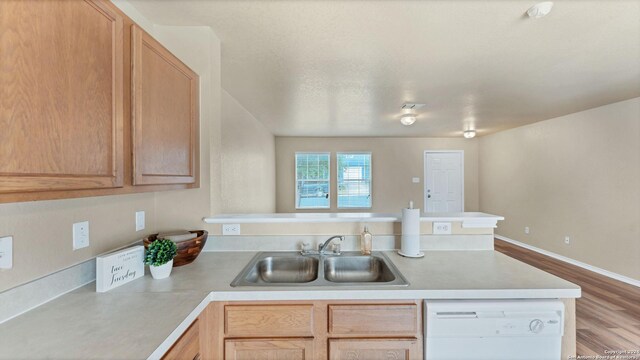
[435,311,478,318]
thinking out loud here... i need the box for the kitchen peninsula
[0,213,580,360]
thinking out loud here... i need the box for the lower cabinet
[162,319,200,360]
[191,300,423,360]
[225,339,314,360]
[166,298,577,360]
[328,338,421,360]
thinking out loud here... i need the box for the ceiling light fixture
[399,103,425,126]
[527,2,554,19]
[400,113,417,126]
[463,130,476,139]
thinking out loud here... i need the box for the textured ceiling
[128,0,640,137]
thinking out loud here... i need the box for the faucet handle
[332,243,341,255]
[300,242,312,254]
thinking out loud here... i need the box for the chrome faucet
[318,235,344,255]
[300,235,344,256]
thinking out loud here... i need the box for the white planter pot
[149,259,173,279]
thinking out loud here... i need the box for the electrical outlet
[73,221,90,250]
[564,236,571,245]
[135,211,145,232]
[525,227,530,234]
[0,236,13,270]
[412,177,420,183]
[222,224,241,235]
[433,222,452,235]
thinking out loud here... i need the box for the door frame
[423,150,464,212]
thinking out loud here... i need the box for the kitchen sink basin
[243,256,319,284]
[231,251,408,287]
[323,256,396,283]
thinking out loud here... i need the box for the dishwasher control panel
[426,300,564,337]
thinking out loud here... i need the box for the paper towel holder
[398,203,425,258]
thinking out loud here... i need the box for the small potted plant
[144,239,178,279]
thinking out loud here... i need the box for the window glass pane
[295,153,330,209]
[337,153,371,208]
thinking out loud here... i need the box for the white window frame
[295,152,331,210]
[336,152,372,209]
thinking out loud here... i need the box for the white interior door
[424,151,464,212]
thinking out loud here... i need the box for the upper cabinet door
[131,25,199,186]
[0,0,124,193]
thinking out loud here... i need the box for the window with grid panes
[337,153,371,208]
[295,152,330,209]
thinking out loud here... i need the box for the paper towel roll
[400,208,422,257]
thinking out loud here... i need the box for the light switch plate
[412,177,420,183]
[433,222,452,235]
[0,236,13,270]
[73,221,90,250]
[135,211,145,232]
[222,224,241,235]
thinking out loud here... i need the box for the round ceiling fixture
[527,2,554,19]
[400,103,425,126]
[400,113,417,126]
[463,130,476,139]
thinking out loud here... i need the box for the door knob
[427,195,431,198]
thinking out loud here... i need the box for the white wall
[479,98,640,280]
[221,90,276,213]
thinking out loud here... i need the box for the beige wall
[479,98,640,280]
[0,3,223,292]
[0,194,157,293]
[220,90,276,213]
[275,137,479,213]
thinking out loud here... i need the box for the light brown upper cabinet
[0,0,124,194]
[131,25,199,186]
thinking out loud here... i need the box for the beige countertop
[0,250,580,360]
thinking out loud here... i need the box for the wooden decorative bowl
[144,230,208,267]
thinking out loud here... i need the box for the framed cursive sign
[96,246,144,292]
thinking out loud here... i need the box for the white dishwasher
[425,299,564,360]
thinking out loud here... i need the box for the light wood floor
[495,239,640,356]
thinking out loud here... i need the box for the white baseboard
[495,234,640,288]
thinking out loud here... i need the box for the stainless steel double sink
[231,251,409,287]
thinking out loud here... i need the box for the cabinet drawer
[329,338,421,360]
[225,305,314,337]
[328,304,419,336]
[225,339,314,360]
